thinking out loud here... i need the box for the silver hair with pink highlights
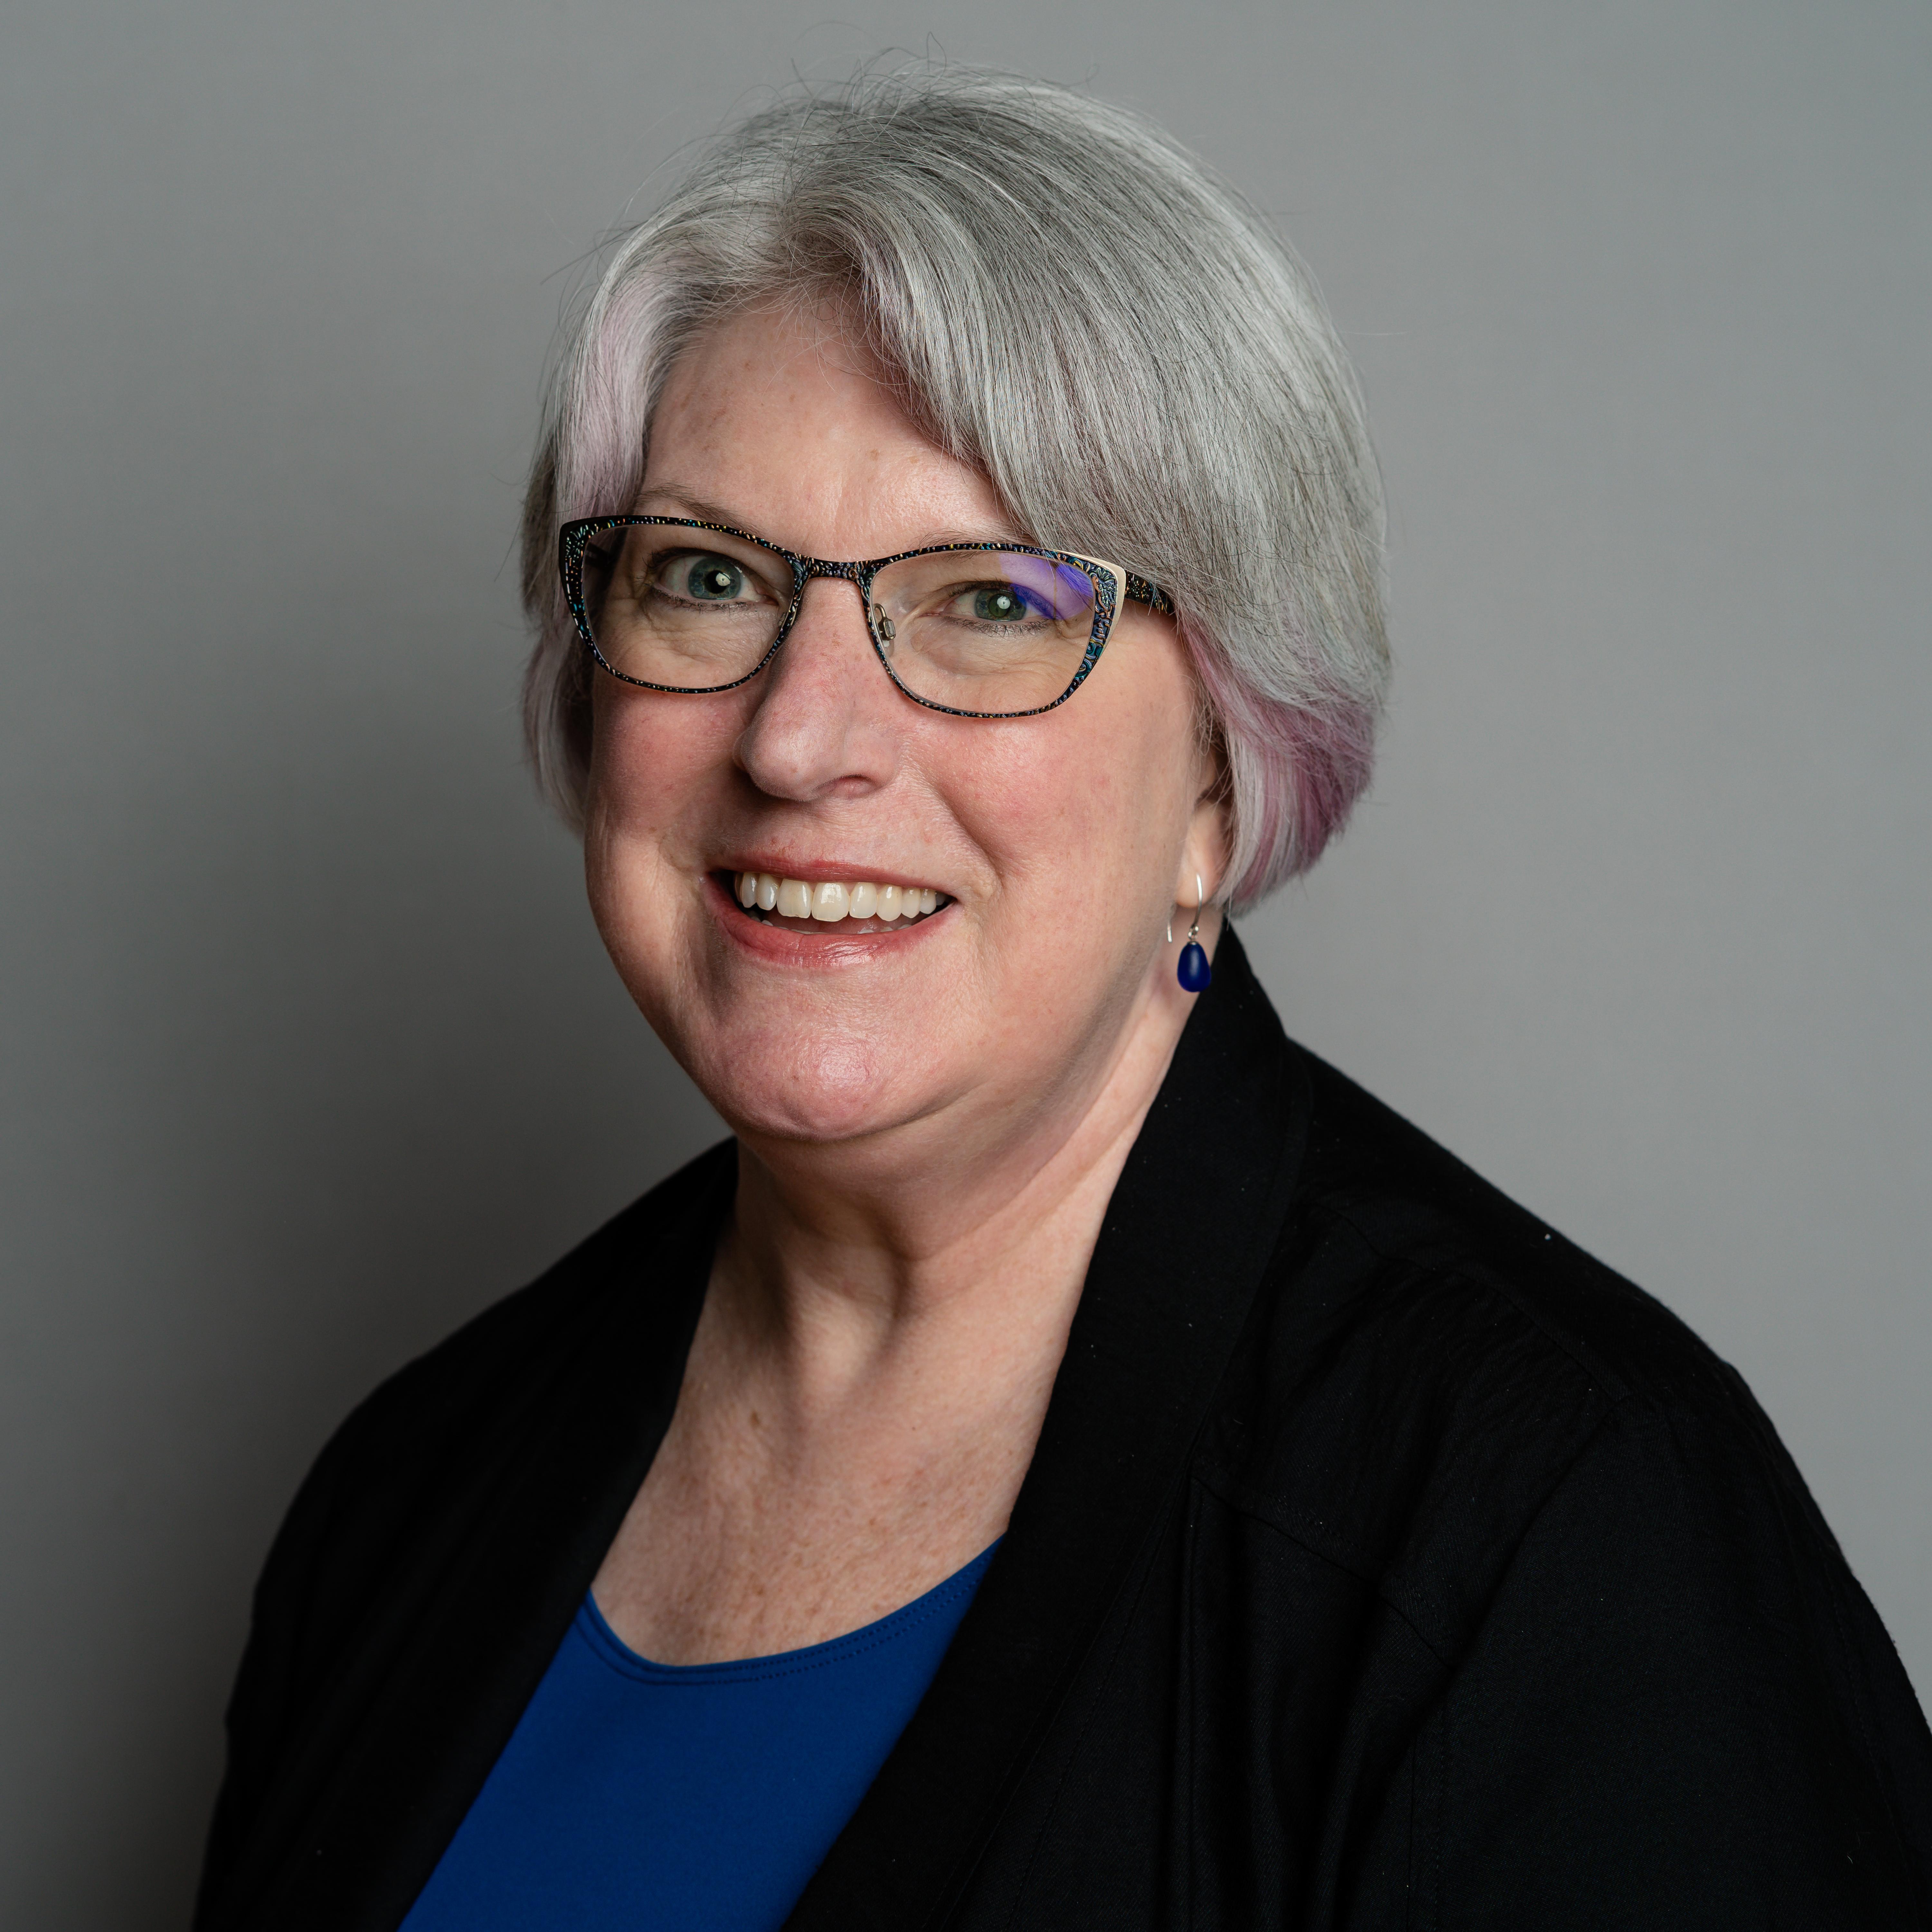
[519,69,1389,907]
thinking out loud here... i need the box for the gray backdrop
[3,1,1926,1924]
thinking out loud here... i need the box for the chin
[694,1027,927,1148]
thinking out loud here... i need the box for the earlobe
[1177,782,1232,913]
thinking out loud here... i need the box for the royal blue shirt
[400,1543,998,1931]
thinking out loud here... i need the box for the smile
[728,871,946,929]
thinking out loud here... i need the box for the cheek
[946,670,1198,937]
[582,688,745,967]
[586,688,741,862]
[1041,639,1199,868]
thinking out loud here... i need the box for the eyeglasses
[559,516,1173,719]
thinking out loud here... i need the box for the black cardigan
[195,933,1932,1930]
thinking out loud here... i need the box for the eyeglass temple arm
[1125,572,1174,617]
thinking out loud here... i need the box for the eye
[678,555,749,601]
[970,584,1033,623]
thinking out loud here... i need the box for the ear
[1173,736,1233,911]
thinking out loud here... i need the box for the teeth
[732,873,943,926]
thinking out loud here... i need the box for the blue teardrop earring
[1176,873,1213,992]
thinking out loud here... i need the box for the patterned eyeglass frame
[558,515,1176,721]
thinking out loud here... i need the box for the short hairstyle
[520,69,1388,906]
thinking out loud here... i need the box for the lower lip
[705,873,948,967]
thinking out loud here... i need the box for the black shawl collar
[226,931,1308,1931]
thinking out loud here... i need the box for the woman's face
[585,302,1225,1155]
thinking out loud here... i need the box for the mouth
[719,869,951,937]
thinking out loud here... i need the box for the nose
[732,575,904,802]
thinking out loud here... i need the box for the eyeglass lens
[580,525,1103,714]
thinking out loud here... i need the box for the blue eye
[971,584,1032,622]
[686,557,746,601]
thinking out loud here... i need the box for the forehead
[641,303,1011,560]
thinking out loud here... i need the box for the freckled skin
[585,302,1229,1663]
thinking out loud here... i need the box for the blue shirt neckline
[577,1539,1001,1687]
[401,1537,1002,1930]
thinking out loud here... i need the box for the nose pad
[752,570,900,704]
[769,572,896,675]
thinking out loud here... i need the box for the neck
[712,920,1217,1407]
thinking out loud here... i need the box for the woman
[195,71,1932,1931]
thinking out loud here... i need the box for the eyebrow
[631,484,1032,557]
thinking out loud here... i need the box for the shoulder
[1197,1048,1932,1899]
[310,1139,732,1494]
[1199,1051,1932,1909]
[1207,1049,1840,1651]
[197,1143,735,1921]
[229,1140,733,1740]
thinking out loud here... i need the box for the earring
[1177,873,1212,992]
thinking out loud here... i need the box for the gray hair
[520,68,1388,905]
